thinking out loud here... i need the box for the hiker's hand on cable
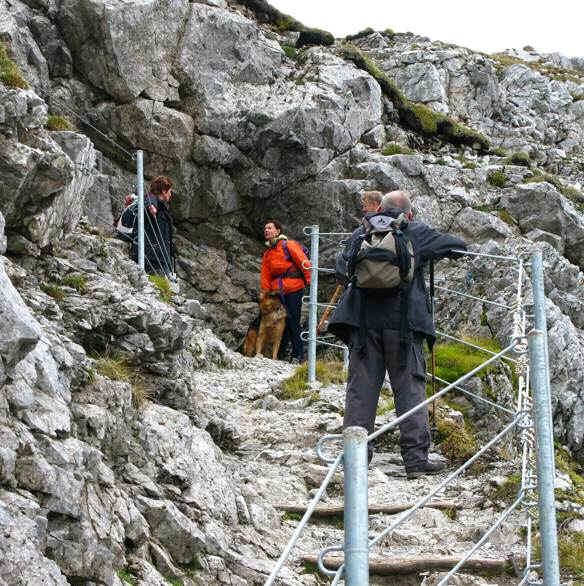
[148,204,157,215]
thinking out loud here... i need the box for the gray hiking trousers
[343,329,431,469]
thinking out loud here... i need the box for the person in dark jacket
[132,176,175,276]
[328,190,467,478]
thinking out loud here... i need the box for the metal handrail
[435,285,514,310]
[268,226,558,586]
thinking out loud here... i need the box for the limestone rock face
[1,2,584,582]
[0,492,69,585]
[57,0,190,103]
[0,86,96,248]
[0,259,42,369]
[501,182,584,268]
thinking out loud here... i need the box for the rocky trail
[197,358,525,585]
[2,0,584,582]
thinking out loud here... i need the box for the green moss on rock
[346,28,375,41]
[434,337,502,383]
[341,44,489,151]
[436,419,477,462]
[296,29,335,49]
[239,0,305,31]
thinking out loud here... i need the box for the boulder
[501,183,584,269]
[57,0,189,102]
[0,493,69,585]
[136,496,205,565]
[0,259,42,369]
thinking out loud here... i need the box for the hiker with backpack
[260,219,311,364]
[328,190,467,479]
[130,176,175,277]
[115,194,137,242]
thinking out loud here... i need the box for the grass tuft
[487,169,507,188]
[62,274,88,294]
[492,147,508,157]
[40,282,65,302]
[281,44,297,60]
[117,569,138,585]
[502,151,531,167]
[382,142,413,156]
[280,361,346,400]
[45,115,74,131]
[498,209,515,226]
[377,387,395,416]
[492,473,521,502]
[0,43,28,89]
[93,353,152,409]
[533,532,584,579]
[148,275,173,303]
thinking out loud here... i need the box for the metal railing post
[528,328,560,585]
[136,150,145,271]
[344,426,369,585]
[307,225,319,384]
[531,250,555,475]
[343,346,349,371]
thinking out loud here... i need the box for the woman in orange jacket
[261,219,311,363]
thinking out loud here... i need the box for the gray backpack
[346,212,415,369]
[349,213,415,289]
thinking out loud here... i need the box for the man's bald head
[381,190,413,219]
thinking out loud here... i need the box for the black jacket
[328,211,467,348]
[132,194,174,275]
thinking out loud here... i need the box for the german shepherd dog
[242,316,259,358]
[254,293,287,359]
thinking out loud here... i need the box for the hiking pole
[317,285,343,335]
[430,258,437,428]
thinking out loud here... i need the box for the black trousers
[343,329,431,469]
[279,288,305,360]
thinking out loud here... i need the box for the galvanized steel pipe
[343,427,369,585]
[528,328,560,585]
[307,225,319,384]
[136,150,144,270]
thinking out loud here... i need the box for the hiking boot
[405,459,446,480]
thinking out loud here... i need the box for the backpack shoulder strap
[281,240,308,286]
[281,239,291,260]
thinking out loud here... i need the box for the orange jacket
[260,237,311,295]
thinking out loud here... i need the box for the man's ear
[375,204,382,212]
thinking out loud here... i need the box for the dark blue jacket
[328,211,467,347]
